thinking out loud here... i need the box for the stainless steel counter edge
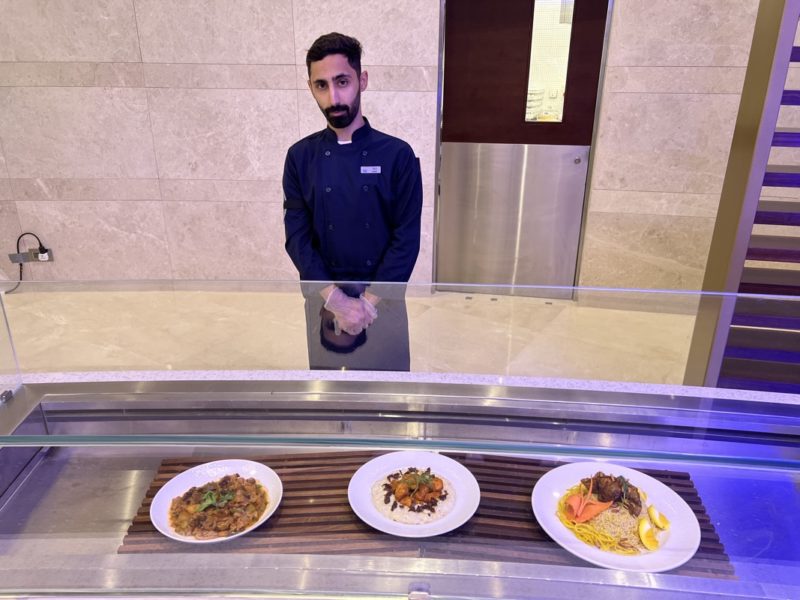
[3,376,799,441]
[0,553,786,599]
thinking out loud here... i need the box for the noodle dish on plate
[532,462,701,572]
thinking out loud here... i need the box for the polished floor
[0,287,697,384]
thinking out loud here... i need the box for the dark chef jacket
[282,118,422,284]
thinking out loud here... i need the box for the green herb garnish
[402,469,435,495]
[197,489,235,512]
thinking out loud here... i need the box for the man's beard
[323,92,361,129]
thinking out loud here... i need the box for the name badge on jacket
[360,166,381,174]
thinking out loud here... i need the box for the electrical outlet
[8,249,54,264]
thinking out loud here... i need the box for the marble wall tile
[147,88,298,181]
[606,0,758,67]
[0,88,158,179]
[592,92,741,194]
[297,90,438,186]
[604,66,746,95]
[292,0,439,67]
[144,64,296,90]
[578,212,715,290]
[0,63,144,88]
[134,0,294,64]
[15,201,172,280]
[0,0,140,62]
[162,202,297,280]
[160,180,281,203]
[10,178,160,201]
[586,190,720,218]
[0,201,21,280]
[0,178,11,201]
[294,65,438,92]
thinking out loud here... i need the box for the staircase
[717,68,800,393]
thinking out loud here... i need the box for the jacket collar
[322,117,372,144]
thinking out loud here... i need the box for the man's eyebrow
[311,73,350,84]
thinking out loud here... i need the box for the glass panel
[1,280,799,389]
[0,440,796,597]
[526,0,574,122]
[0,292,20,396]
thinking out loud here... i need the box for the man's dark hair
[306,32,362,76]
[319,317,367,354]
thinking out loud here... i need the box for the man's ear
[360,70,368,92]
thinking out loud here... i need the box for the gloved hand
[324,286,374,335]
[360,294,379,322]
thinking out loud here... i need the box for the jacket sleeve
[283,149,333,282]
[373,146,423,282]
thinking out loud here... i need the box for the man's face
[308,54,367,129]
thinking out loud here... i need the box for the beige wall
[0,1,769,290]
[0,0,439,283]
[580,0,759,289]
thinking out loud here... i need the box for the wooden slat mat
[119,451,735,579]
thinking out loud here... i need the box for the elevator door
[436,0,610,296]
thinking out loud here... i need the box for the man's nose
[328,85,341,106]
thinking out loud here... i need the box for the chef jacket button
[362,150,368,157]
[366,260,373,266]
[325,186,332,193]
[324,150,331,156]
[362,185,369,191]
[365,222,370,229]
[328,224,334,230]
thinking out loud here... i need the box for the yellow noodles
[556,484,640,555]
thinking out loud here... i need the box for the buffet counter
[1,376,798,599]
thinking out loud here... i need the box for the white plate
[531,462,701,572]
[150,459,283,544]
[348,451,480,538]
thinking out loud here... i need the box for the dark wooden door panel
[442,0,609,145]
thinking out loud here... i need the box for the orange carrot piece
[577,478,594,516]
[569,499,612,523]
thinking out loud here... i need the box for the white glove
[324,287,374,335]
[360,294,378,322]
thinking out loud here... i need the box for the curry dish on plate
[370,466,455,525]
[169,473,268,539]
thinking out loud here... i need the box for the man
[283,32,422,370]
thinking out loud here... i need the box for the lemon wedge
[648,505,670,530]
[639,489,647,503]
[638,517,660,551]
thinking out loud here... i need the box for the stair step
[755,200,800,225]
[725,326,800,356]
[719,357,800,384]
[732,296,800,329]
[739,267,800,295]
[746,235,800,262]
[782,90,800,105]
[763,165,800,187]
[717,375,800,394]
[772,128,800,146]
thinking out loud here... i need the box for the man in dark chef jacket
[283,32,422,370]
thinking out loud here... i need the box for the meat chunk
[582,472,642,517]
